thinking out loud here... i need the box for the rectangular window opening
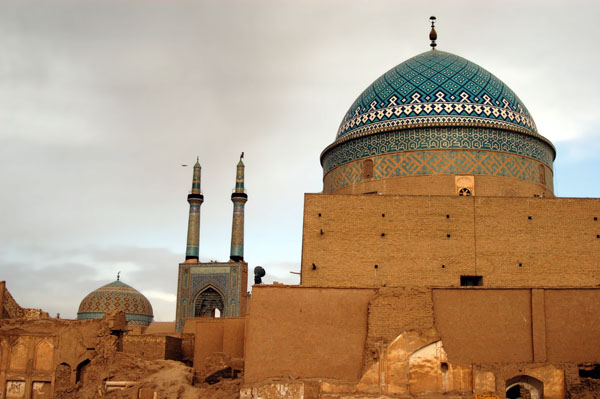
[579,364,600,379]
[460,275,483,286]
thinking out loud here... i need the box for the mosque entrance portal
[194,287,225,318]
[506,375,543,399]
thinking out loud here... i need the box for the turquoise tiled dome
[320,49,556,195]
[335,50,547,144]
[77,280,153,326]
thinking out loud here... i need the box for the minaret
[230,153,248,262]
[185,158,204,261]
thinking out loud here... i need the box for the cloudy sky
[1,0,599,321]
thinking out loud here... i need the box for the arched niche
[55,363,72,391]
[506,375,543,399]
[194,286,225,318]
[9,338,28,370]
[408,340,472,395]
[34,340,54,371]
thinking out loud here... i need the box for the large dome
[321,50,556,197]
[77,279,153,326]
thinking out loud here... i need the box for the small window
[458,188,472,196]
[460,276,483,286]
[362,159,374,179]
[579,364,600,379]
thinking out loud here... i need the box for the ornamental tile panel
[322,127,554,175]
[323,149,549,193]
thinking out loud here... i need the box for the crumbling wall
[364,287,436,370]
[0,313,124,399]
[1,281,24,319]
[122,335,182,361]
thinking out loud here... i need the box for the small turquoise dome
[77,280,153,326]
[335,50,546,143]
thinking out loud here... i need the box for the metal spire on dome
[117,271,120,281]
[429,16,437,49]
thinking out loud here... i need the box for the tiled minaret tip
[185,157,204,262]
[230,153,248,262]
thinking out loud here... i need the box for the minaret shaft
[186,160,203,261]
[230,156,247,262]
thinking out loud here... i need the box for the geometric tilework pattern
[323,150,550,193]
[77,280,153,326]
[191,273,230,304]
[336,50,543,142]
[321,127,555,175]
[176,262,244,331]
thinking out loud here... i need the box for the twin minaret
[229,154,247,261]
[185,158,204,260]
[184,154,247,262]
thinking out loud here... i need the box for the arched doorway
[76,359,91,384]
[506,375,543,399]
[194,287,224,317]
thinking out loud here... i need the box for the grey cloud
[1,0,599,323]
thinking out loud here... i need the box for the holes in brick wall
[382,213,385,217]
[318,213,322,217]
[528,216,532,220]
[594,217,598,221]
[446,214,450,219]
[579,364,600,379]
[519,263,523,267]
[320,229,324,235]
[374,264,379,269]
[446,234,451,238]
[441,264,446,269]
[441,362,449,372]
[596,235,599,239]
[312,263,317,270]
[381,233,386,237]
[460,276,483,286]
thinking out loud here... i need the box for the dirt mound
[62,351,240,399]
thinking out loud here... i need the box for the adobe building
[236,20,600,399]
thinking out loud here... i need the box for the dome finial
[429,16,437,50]
[117,271,120,281]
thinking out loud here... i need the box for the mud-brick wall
[184,317,245,373]
[123,335,182,361]
[433,288,600,364]
[364,287,437,366]
[301,194,600,288]
[244,286,376,384]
